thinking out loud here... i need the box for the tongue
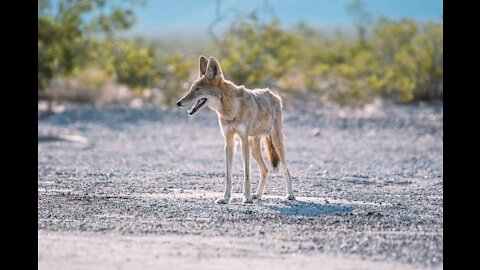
[188,99,203,114]
[193,99,205,110]
[191,100,200,111]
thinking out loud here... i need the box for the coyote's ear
[199,55,208,76]
[205,57,223,80]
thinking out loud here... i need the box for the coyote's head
[176,56,224,116]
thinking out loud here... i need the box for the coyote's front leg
[216,131,235,204]
[240,135,253,204]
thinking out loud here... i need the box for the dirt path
[38,231,433,270]
[38,101,443,269]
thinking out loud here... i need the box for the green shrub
[220,18,299,87]
[370,17,443,101]
[110,40,159,90]
[38,0,139,93]
[38,0,442,106]
[291,16,442,104]
[158,53,195,104]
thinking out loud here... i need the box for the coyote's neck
[216,79,245,121]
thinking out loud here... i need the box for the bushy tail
[263,135,279,171]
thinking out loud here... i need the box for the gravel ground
[38,100,443,269]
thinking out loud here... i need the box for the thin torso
[219,88,279,138]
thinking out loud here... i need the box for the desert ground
[38,100,443,269]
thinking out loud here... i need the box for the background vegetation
[38,0,442,108]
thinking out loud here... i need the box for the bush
[157,53,195,104]
[38,0,139,93]
[38,0,442,106]
[46,67,112,104]
[110,40,159,90]
[291,17,443,104]
[369,17,443,101]
[219,18,299,87]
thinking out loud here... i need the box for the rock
[311,128,321,137]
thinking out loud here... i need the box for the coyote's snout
[177,56,295,204]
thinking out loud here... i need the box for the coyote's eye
[195,87,200,91]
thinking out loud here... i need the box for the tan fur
[177,56,295,203]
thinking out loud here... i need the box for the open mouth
[187,97,208,115]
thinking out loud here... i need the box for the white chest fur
[220,122,247,136]
[207,96,222,112]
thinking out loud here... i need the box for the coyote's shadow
[267,200,354,217]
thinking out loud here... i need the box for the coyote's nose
[176,101,182,107]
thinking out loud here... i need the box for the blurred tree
[38,0,142,94]
[220,18,299,87]
[39,0,442,107]
[346,0,372,47]
[369,17,443,101]
[158,53,195,104]
[110,39,157,90]
[292,14,442,104]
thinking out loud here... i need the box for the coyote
[176,56,295,204]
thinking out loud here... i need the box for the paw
[216,197,230,204]
[242,197,253,204]
[252,194,262,200]
[285,193,296,200]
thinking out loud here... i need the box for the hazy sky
[127,0,443,36]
